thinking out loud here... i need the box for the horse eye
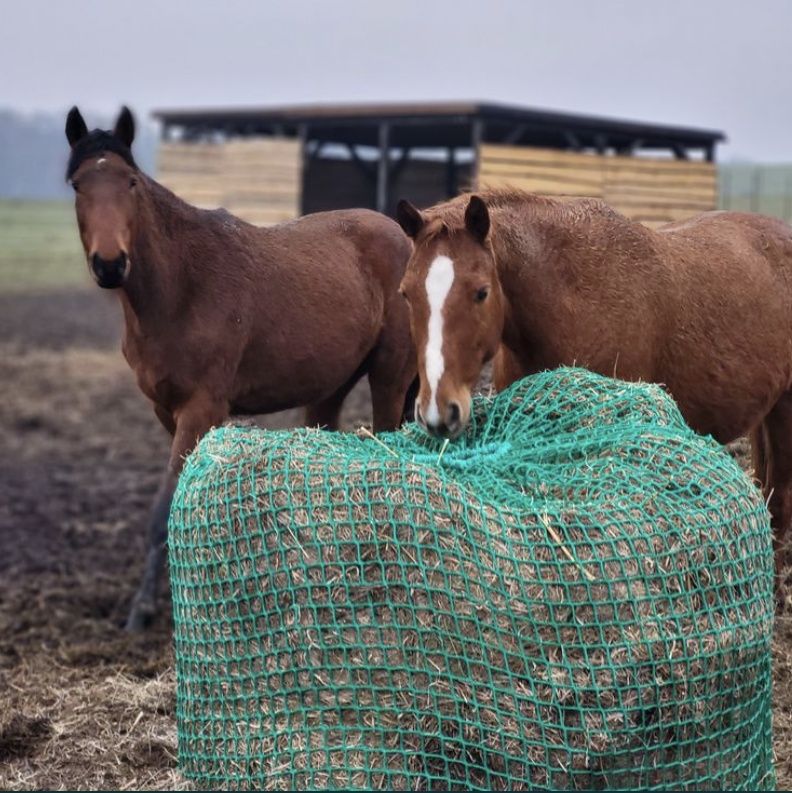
[398,287,408,300]
[70,180,80,192]
[129,176,138,188]
[475,286,489,303]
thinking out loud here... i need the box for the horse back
[655,210,792,293]
[260,208,410,290]
[651,210,792,439]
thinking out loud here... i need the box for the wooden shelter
[153,101,724,228]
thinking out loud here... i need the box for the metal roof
[153,100,725,157]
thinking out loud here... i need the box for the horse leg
[124,466,178,631]
[368,319,417,433]
[492,345,525,391]
[125,392,228,631]
[401,376,420,425]
[750,424,768,487]
[154,403,176,435]
[305,367,366,431]
[756,394,792,611]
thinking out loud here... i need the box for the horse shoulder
[276,209,409,308]
[121,292,243,412]
[333,209,411,285]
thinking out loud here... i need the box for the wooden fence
[158,138,301,226]
[157,138,723,228]
[478,144,718,227]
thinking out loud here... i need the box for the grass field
[2,172,789,295]
[0,200,87,292]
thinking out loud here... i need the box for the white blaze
[423,255,455,425]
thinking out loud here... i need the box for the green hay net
[168,367,775,791]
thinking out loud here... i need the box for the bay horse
[396,189,792,602]
[65,107,416,630]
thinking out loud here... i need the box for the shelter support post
[376,122,391,214]
[446,148,458,198]
[471,119,484,190]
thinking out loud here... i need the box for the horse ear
[465,195,490,242]
[113,106,135,149]
[396,199,425,239]
[65,106,88,147]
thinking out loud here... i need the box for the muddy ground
[1,288,792,789]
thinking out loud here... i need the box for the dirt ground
[2,288,792,789]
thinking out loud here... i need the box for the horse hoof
[124,601,157,632]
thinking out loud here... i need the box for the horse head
[65,106,139,289]
[397,195,504,439]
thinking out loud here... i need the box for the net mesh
[168,367,775,791]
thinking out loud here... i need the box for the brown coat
[397,189,792,601]
[66,106,415,628]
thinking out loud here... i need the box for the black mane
[66,129,138,180]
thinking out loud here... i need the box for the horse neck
[119,178,199,326]
[488,198,654,349]
[488,203,553,345]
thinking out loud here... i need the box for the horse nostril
[90,252,128,288]
[447,402,461,426]
[415,404,425,425]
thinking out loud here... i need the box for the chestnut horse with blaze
[397,189,792,602]
[66,107,415,630]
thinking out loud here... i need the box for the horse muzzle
[90,252,130,289]
[416,399,466,440]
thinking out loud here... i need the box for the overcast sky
[2,0,790,161]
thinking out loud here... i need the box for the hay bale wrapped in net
[169,367,775,791]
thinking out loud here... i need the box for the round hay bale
[169,367,775,791]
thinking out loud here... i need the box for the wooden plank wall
[478,144,717,228]
[158,138,301,226]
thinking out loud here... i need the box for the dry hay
[0,660,190,791]
[169,367,774,790]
